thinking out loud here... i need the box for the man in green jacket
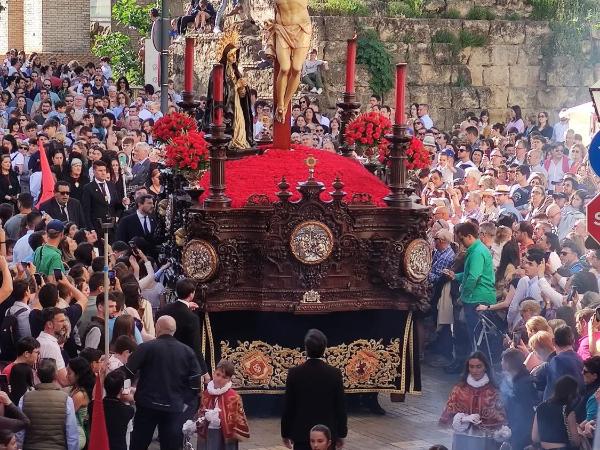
[444,221,496,352]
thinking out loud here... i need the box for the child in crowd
[309,424,332,450]
[198,359,249,450]
[103,369,135,450]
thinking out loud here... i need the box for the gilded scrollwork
[220,338,402,391]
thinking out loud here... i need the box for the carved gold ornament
[182,239,218,281]
[220,338,402,391]
[289,221,334,265]
[404,239,432,282]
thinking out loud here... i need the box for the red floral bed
[198,146,389,208]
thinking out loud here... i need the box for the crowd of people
[418,102,600,449]
[0,41,600,450]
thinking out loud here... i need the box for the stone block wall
[174,13,599,131]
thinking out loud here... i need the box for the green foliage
[92,32,143,85]
[504,12,521,20]
[453,72,471,87]
[441,8,462,19]
[112,0,154,36]
[465,6,496,20]
[387,0,424,17]
[458,29,488,48]
[402,31,416,44]
[308,0,368,15]
[356,30,394,98]
[531,0,600,59]
[431,29,487,57]
[431,30,456,44]
[528,0,560,20]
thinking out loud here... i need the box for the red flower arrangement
[405,137,431,170]
[164,130,209,171]
[152,112,197,143]
[378,137,431,171]
[198,146,389,208]
[345,112,392,156]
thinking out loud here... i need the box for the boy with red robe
[197,359,250,450]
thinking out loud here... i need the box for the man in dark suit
[130,142,151,187]
[115,194,156,249]
[126,315,203,450]
[281,329,348,450]
[156,278,209,381]
[80,160,123,235]
[39,180,87,227]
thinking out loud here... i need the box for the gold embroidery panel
[220,338,402,391]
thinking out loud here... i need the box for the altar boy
[198,359,250,450]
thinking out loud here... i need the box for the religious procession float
[157,0,433,400]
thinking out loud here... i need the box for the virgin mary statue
[204,34,254,149]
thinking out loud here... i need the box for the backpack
[0,308,27,362]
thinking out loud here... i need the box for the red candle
[184,37,195,93]
[345,37,357,94]
[394,63,407,125]
[212,64,224,126]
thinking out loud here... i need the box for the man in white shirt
[545,143,569,185]
[301,49,328,94]
[552,109,569,143]
[309,102,330,128]
[37,307,69,386]
[417,103,434,129]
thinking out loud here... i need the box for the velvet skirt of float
[199,309,420,395]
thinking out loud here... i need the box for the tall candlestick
[184,37,195,93]
[345,37,357,94]
[212,64,224,126]
[394,63,407,125]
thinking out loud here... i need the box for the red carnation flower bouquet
[378,137,431,172]
[405,137,431,170]
[345,112,392,161]
[155,112,209,188]
[164,130,209,186]
[152,112,197,143]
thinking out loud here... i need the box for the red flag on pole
[88,376,110,450]
[35,140,55,209]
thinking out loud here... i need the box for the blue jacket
[543,350,583,400]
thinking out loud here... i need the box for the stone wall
[174,13,600,130]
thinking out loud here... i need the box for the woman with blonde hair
[526,316,553,339]
[568,143,587,174]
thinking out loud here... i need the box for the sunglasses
[58,191,70,195]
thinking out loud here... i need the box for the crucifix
[266,0,312,149]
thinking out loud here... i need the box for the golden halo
[214,27,240,62]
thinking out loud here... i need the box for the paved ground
[239,365,456,450]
